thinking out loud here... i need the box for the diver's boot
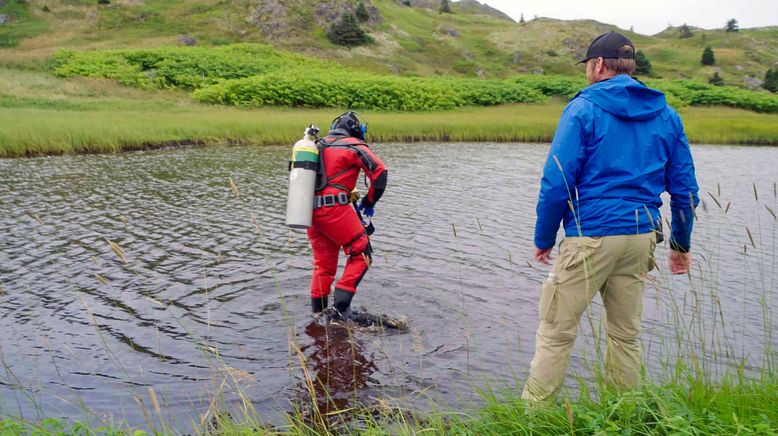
[311,296,328,314]
[333,289,354,319]
[333,289,378,326]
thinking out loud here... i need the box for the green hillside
[1,0,776,86]
[0,0,777,156]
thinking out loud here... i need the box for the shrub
[635,50,652,76]
[193,73,546,110]
[764,69,778,93]
[508,74,588,98]
[355,1,369,22]
[708,72,724,86]
[679,24,693,39]
[648,79,778,113]
[439,0,452,14]
[54,44,329,89]
[701,46,715,66]
[326,12,372,47]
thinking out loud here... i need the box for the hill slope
[0,0,776,87]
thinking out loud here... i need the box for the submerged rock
[318,307,410,331]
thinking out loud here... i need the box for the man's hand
[535,247,553,265]
[669,250,692,275]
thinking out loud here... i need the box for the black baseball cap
[577,31,635,64]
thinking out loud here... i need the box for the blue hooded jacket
[534,74,699,251]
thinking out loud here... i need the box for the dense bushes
[192,73,545,110]
[54,44,323,89]
[508,74,588,98]
[650,79,778,113]
[54,44,778,113]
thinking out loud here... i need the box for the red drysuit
[307,130,387,299]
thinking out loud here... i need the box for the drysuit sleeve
[354,144,388,208]
[534,101,589,250]
[665,125,699,253]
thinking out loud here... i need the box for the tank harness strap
[316,137,376,193]
[290,161,319,171]
[314,192,351,209]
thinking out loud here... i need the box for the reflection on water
[0,143,775,429]
[298,321,378,421]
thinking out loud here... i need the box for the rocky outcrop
[743,76,763,90]
[313,1,382,26]
[456,0,513,22]
[247,0,383,39]
[248,0,291,39]
[0,14,9,26]
[178,35,197,46]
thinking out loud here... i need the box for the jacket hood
[577,75,667,121]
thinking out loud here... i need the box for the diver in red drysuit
[308,112,388,320]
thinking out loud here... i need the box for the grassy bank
[4,103,778,158]
[2,69,778,158]
[1,372,776,434]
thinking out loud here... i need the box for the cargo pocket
[563,237,603,271]
[647,238,657,273]
[538,277,558,322]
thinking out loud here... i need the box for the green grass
[1,68,777,157]
[0,0,49,48]
[4,95,778,158]
[1,368,775,434]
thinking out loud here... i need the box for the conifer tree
[726,18,738,32]
[439,0,451,14]
[701,46,715,66]
[764,69,778,93]
[708,71,724,86]
[634,50,652,76]
[679,24,693,38]
[355,1,370,22]
[327,12,372,47]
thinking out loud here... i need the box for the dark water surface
[0,143,775,428]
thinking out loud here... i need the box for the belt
[314,192,351,209]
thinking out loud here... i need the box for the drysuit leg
[335,233,372,294]
[307,226,340,300]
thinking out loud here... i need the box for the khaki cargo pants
[522,233,656,401]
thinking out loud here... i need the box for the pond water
[0,143,775,429]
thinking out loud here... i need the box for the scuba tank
[285,125,320,229]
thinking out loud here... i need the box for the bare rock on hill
[248,0,290,39]
[366,4,383,24]
[178,35,197,46]
[512,51,521,64]
[456,0,514,21]
[743,76,763,90]
[397,0,437,8]
[0,14,9,25]
[0,1,6,7]
[313,1,382,26]
[439,26,459,37]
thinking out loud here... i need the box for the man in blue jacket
[522,31,699,401]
